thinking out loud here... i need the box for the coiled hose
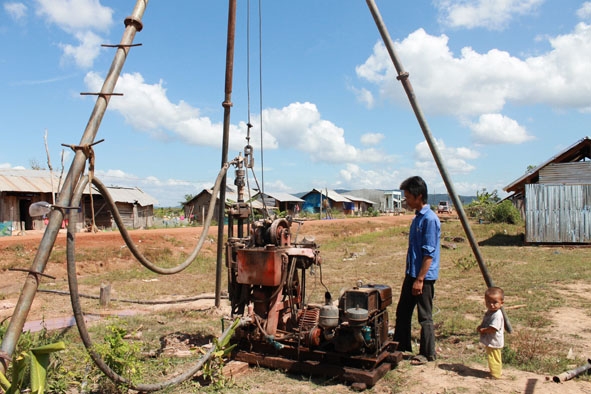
[66,163,239,391]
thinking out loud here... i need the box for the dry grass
[3,216,591,392]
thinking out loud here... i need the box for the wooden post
[100,283,111,307]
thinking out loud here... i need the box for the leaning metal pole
[0,0,148,373]
[215,0,237,307]
[365,0,512,333]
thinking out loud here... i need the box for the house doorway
[19,198,33,230]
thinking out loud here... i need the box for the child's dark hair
[485,286,504,300]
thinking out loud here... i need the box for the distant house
[504,136,591,243]
[300,189,352,216]
[254,191,304,216]
[0,169,59,234]
[184,185,264,223]
[383,190,404,214]
[341,194,376,215]
[0,169,157,235]
[86,185,158,230]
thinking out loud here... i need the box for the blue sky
[2,0,591,207]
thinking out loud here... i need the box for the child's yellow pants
[486,346,502,378]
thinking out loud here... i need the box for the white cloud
[85,71,239,150]
[262,102,393,164]
[360,132,384,146]
[337,163,400,189]
[415,139,478,175]
[0,163,26,170]
[263,179,293,193]
[34,0,114,68]
[60,31,103,68]
[4,2,27,20]
[352,87,375,108]
[469,113,534,144]
[357,24,591,119]
[577,2,591,20]
[94,169,207,207]
[86,73,393,166]
[435,0,544,30]
[35,0,113,33]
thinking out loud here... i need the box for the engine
[226,216,392,356]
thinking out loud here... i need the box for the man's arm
[412,256,432,295]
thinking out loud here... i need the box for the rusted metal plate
[236,248,283,286]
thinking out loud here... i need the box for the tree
[29,159,44,170]
[180,194,194,207]
[474,188,500,204]
[466,188,521,224]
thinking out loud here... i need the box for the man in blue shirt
[393,176,440,364]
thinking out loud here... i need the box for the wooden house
[254,191,304,216]
[184,186,264,224]
[85,185,158,230]
[0,169,59,234]
[341,194,376,215]
[300,189,352,216]
[504,136,591,243]
[0,169,157,235]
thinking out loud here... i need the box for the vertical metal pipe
[0,0,149,373]
[216,0,237,307]
[365,0,512,333]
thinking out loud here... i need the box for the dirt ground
[2,215,591,393]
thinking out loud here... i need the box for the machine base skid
[233,343,403,390]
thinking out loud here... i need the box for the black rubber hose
[87,162,230,275]
[66,168,240,391]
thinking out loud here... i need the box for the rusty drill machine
[224,160,401,389]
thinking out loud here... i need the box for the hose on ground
[38,288,228,305]
[65,164,240,391]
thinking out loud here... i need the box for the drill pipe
[0,0,148,374]
[365,0,512,333]
[553,359,591,383]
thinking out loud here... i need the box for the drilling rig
[224,162,402,390]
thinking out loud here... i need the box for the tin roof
[257,191,304,202]
[341,194,376,204]
[90,185,158,207]
[301,188,351,203]
[0,169,61,193]
[504,136,591,194]
[0,169,158,206]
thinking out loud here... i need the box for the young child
[477,286,505,379]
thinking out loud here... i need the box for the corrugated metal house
[504,136,591,243]
[341,194,376,215]
[300,189,352,215]
[254,191,304,216]
[183,186,264,223]
[0,169,157,235]
[0,169,60,234]
[86,185,158,230]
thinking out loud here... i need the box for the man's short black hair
[400,176,428,204]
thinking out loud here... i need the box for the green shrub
[492,200,522,224]
[91,320,143,389]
